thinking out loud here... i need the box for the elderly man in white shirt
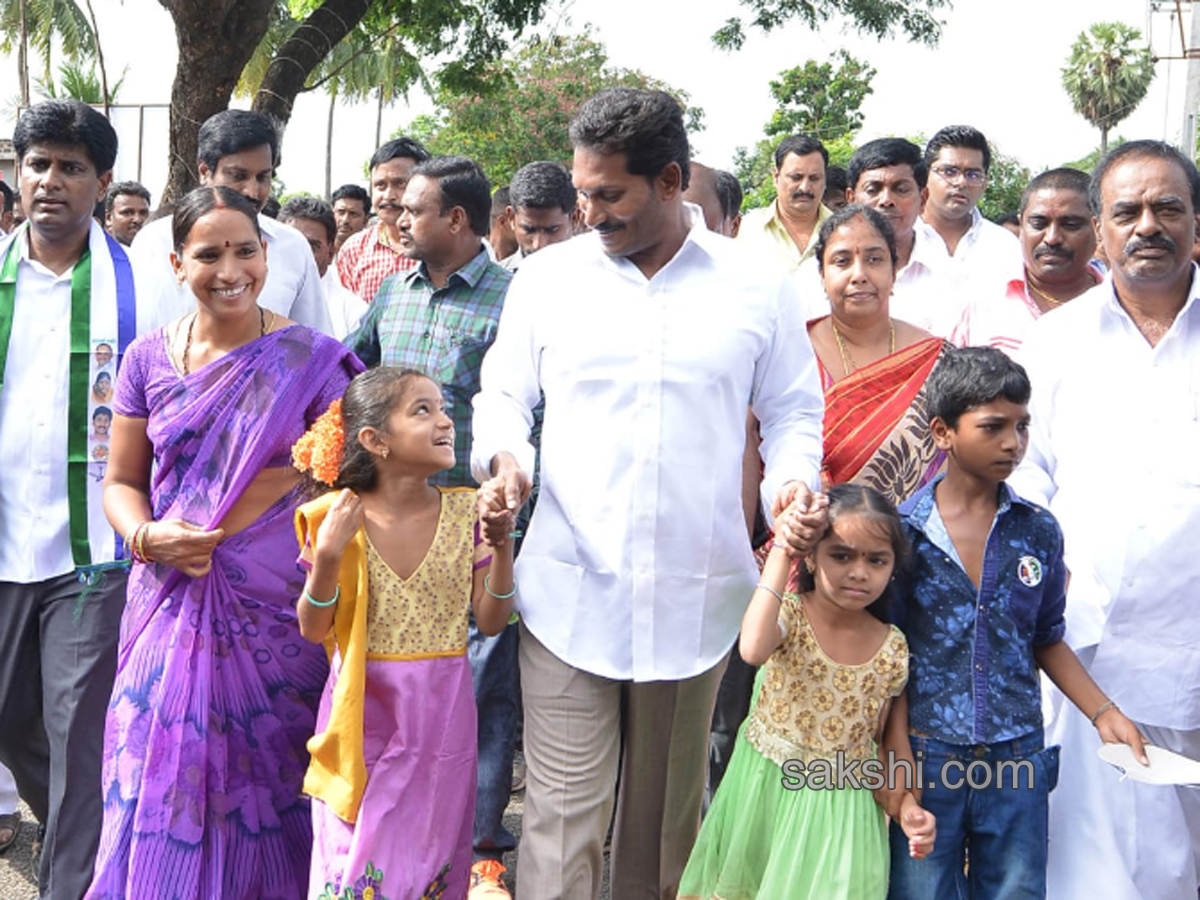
[129,109,332,336]
[1010,140,1200,900]
[472,88,824,900]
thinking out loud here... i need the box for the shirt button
[975,663,984,671]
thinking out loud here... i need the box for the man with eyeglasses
[910,125,1022,338]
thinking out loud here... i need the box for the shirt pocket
[1003,579,1043,639]
[431,322,494,390]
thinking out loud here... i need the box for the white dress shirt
[130,213,333,335]
[472,214,824,682]
[321,267,366,340]
[903,210,1023,339]
[0,231,77,582]
[1010,269,1200,730]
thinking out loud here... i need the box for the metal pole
[1183,0,1200,154]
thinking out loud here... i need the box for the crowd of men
[0,90,1197,900]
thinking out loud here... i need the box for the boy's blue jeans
[888,728,1060,900]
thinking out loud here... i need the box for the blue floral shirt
[893,475,1066,745]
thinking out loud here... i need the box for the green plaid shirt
[347,245,512,487]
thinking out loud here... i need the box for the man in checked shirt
[345,153,519,895]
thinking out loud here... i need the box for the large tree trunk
[251,0,371,127]
[160,0,275,204]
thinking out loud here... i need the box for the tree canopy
[1061,22,1155,156]
[713,0,947,50]
[402,31,702,186]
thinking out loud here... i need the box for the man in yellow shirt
[738,134,831,271]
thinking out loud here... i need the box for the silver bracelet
[755,583,784,603]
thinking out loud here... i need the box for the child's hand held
[900,794,936,859]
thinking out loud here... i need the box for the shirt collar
[901,472,1027,528]
[1101,261,1200,326]
[408,243,491,289]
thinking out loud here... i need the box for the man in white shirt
[953,167,1102,354]
[1010,140,1200,900]
[0,99,133,900]
[913,126,1023,337]
[129,109,332,335]
[278,195,365,339]
[472,88,825,899]
[502,160,579,272]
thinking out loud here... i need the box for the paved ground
[0,753,612,899]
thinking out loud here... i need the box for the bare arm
[297,489,362,643]
[739,543,791,665]
[1035,641,1148,764]
[472,476,517,636]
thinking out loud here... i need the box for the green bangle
[484,574,516,600]
[304,585,340,608]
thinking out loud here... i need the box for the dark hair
[171,185,262,253]
[369,136,431,172]
[995,211,1019,227]
[93,371,112,387]
[924,125,991,173]
[412,155,492,236]
[714,169,743,221]
[510,161,576,213]
[927,346,1031,429]
[1089,140,1200,216]
[335,367,430,492]
[196,109,279,171]
[569,88,691,191]
[773,134,829,170]
[491,185,511,220]
[1019,167,1090,216]
[795,483,910,619]
[0,181,13,213]
[824,164,848,198]
[848,138,928,191]
[280,195,336,244]
[14,100,118,174]
[814,203,899,274]
[331,183,371,216]
[93,405,112,420]
[104,180,151,216]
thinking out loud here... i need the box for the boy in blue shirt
[886,347,1146,899]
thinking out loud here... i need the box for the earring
[380,448,389,459]
[804,558,815,574]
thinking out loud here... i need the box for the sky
[1,0,1193,202]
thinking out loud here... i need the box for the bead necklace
[831,319,895,377]
[182,306,271,375]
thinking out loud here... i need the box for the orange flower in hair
[292,399,345,486]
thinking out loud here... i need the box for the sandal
[0,811,19,854]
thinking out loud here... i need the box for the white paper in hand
[1097,744,1200,786]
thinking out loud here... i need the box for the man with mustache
[337,137,431,305]
[103,180,150,247]
[738,134,831,272]
[910,125,1022,337]
[952,167,1101,353]
[1011,140,1200,900]
[330,183,370,256]
[129,109,332,335]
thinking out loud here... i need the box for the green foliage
[34,60,124,103]
[1061,22,1155,154]
[1062,137,1127,174]
[713,0,948,50]
[0,0,94,79]
[979,146,1031,222]
[401,31,703,186]
[765,50,876,141]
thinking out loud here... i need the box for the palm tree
[0,0,95,106]
[1061,22,1156,156]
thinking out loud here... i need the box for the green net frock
[680,595,909,900]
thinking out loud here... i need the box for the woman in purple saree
[85,187,362,900]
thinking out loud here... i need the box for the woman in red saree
[808,205,948,505]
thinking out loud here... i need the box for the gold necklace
[1026,281,1067,309]
[183,306,267,375]
[831,319,895,377]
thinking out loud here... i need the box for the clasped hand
[772,482,830,556]
[142,518,225,578]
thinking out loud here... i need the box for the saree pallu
[820,335,948,505]
[86,326,360,900]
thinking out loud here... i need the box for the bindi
[224,240,231,247]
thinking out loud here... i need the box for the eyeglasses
[932,165,986,186]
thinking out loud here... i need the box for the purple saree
[85,325,362,900]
